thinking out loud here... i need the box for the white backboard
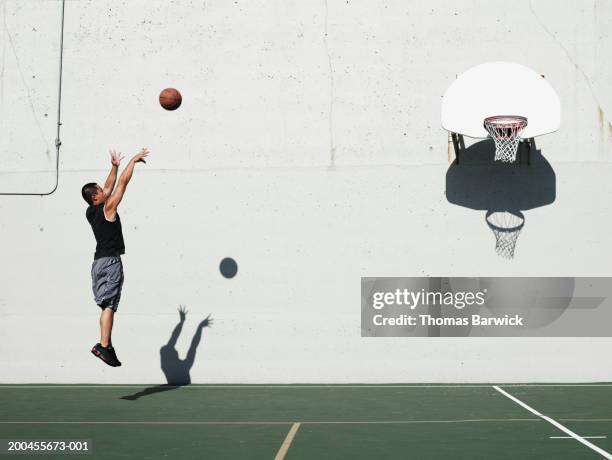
[441,62,561,139]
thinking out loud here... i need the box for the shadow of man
[161,306,213,385]
[121,306,213,400]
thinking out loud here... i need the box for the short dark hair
[81,183,98,205]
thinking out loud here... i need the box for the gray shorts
[91,256,124,311]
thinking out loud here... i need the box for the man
[81,148,150,367]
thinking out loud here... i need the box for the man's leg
[100,307,114,348]
[91,257,123,366]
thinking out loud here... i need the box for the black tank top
[86,204,125,259]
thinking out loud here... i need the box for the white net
[485,211,525,259]
[483,116,528,163]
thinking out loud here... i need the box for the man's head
[81,183,106,206]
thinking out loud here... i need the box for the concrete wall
[1,0,611,383]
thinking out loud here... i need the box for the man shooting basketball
[81,148,150,367]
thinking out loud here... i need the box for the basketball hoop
[483,116,527,163]
[485,211,525,259]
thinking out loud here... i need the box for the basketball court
[1,384,611,459]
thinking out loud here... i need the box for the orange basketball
[159,88,182,111]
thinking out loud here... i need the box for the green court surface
[0,384,611,459]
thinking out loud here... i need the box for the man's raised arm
[105,148,149,220]
[102,150,124,197]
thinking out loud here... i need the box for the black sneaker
[108,345,122,367]
[91,343,119,367]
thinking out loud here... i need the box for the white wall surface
[0,0,611,383]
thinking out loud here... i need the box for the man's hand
[109,149,124,167]
[105,147,150,216]
[103,150,123,197]
[133,147,150,164]
[178,305,188,322]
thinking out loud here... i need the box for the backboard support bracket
[450,132,465,164]
[522,137,534,165]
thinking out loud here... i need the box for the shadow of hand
[199,314,213,328]
[178,305,188,322]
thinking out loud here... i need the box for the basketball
[159,88,182,111]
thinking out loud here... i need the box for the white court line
[0,418,538,425]
[0,385,491,389]
[1,384,611,389]
[493,386,612,460]
[551,436,607,439]
[274,423,300,460]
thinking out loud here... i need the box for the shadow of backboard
[445,139,555,258]
[446,139,555,212]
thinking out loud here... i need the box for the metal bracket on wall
[0,0,65,196]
